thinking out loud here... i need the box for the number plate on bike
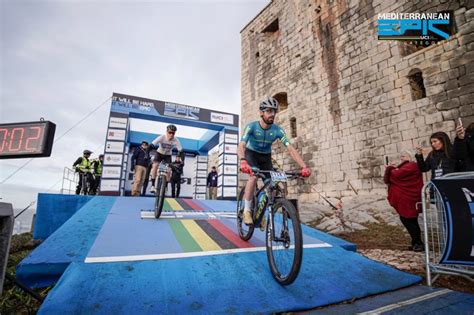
[158,163,167,172]
[270,171,287,182]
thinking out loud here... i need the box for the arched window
[407,69,426,100]
[273,92,288,111]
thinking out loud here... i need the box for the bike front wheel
[266,198,303,285]
[154,175,166,219]
[236,187,255,241]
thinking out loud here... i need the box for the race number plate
[270,171,287,182]
[159,163,168,172]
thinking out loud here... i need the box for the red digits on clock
[0,128,7,152]
[26,126,42,151]
[9,128,24,152]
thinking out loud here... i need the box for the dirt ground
[330,223,474,295]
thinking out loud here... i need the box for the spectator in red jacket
[384,150,424,252]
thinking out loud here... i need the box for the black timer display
[0,121,56,159]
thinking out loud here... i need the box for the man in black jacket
[454,122,474,171]
[207,166,218,200]
[169,157,184,198]
[131,141,150,196]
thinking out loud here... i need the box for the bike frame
[253,174,289,242]
[155,161,170,186]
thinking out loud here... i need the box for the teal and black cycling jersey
[241,121,290,154]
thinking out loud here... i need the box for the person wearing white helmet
[149,124,183,193]
[238,97,311,226]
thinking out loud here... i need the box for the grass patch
[1,233,51,314]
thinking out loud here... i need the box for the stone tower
[240,0,474,210]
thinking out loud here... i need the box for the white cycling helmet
[259,97,279,113]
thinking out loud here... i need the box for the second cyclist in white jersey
[149,124,183,193]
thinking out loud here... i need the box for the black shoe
[412,244,424,252]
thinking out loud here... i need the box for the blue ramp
[19,195,421,313]
[16,196,116,287]
[39,247,421,314]
[34,193,94,239]
[85,196,331,263]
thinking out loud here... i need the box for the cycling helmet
[259,97,279,113]
[83,150,92,155]
[167,124,177,132]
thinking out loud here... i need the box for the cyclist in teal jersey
[238,97,311,225]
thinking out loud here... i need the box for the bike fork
[266,206,273,243]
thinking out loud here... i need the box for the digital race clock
[0,121,56,159]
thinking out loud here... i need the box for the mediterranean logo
[378,12,453,45]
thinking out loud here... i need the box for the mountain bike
[154,161,169,219]
[237,168,303,285]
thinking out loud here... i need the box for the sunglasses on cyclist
[168,131,175,135]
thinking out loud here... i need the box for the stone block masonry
[240,0,474,224]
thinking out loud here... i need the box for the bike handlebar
[247,167,302,179]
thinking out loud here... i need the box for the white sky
[0,0,269,209]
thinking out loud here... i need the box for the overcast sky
[0,0,268,209]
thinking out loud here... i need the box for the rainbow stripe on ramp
[141,198,235,213]
[86,213,330,263]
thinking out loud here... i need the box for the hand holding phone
[456,120,465,140]
[416,145,423,155]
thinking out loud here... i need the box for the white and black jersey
[151,134,183,156]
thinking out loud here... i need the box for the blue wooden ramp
[17,195,421,314]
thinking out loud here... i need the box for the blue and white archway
[100,93,239,200]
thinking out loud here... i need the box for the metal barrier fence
[422,171,474,286]
[61,167,78,195]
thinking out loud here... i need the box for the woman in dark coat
[384,150,424,251]
[415,131,458,179]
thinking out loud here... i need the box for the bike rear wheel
[266,198,303,285]
[236,187,255,241]
[154,175,166,219]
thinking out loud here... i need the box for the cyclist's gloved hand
[240,160,254,175]
[301,167,311,177]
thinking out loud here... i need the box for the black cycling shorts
[153,152,172,163]
[245,149,273,172]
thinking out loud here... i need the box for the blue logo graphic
[377,12,452,44]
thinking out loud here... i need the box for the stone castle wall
[240,0,474,215]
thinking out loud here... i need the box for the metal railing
[422,171,474,286]
[61,167,78,195]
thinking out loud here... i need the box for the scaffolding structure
[61,167,78,195]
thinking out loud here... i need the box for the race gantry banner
[100,93,239,199]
